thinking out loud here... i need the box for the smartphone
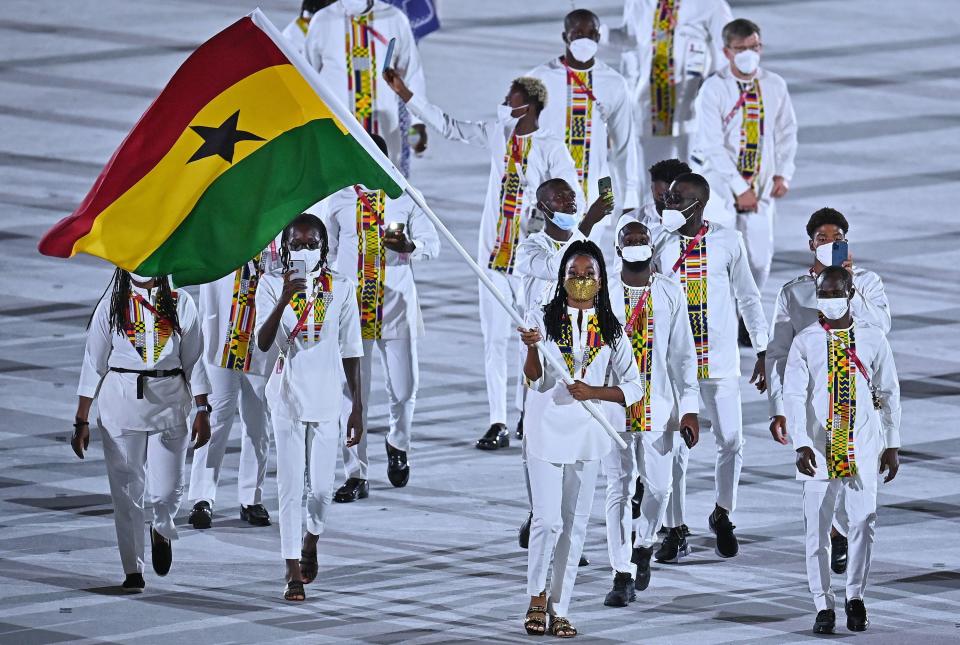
[385,221,405,235]
[681,426,695,449]
[831,240,848,267]
[598,176,613,204]
[290,259,306,282]
[382,37,397,74]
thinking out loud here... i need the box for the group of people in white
[67,0,902,639]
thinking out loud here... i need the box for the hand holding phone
[831,240,849,267]
[598,176,614,205]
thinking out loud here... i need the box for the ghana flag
[38,9,404,286]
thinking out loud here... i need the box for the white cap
[615,214,642,246]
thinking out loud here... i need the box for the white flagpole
[252,9,627,450]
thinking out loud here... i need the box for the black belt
[109,367,184,399]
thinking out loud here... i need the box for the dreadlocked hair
[105,269,181,337]
[542,239,622,348]
[280,213,329,271]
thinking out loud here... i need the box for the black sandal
[549,616,577,638]
[524,592,547,636]
[300,549,318,584]
[284,580,305,602]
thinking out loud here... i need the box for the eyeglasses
[729,43,762,53]
[663,191,694,206]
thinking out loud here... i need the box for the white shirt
[199,246,283,376]
[304,1,426,169]
[692,66,799,200]
[607,275,700,433]
[605,0,733,136]
[407,93,584,274]
[525,57,641,210]
[78,285,210,431]
[766,267,891,417]
[653,220,769,378]
[322,188,441,339]
[525,306,644,463]
[255,270,363,422]
[281,17,310,56]
[514,229,586,316]
[784,321,901,481]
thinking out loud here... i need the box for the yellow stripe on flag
[73,64,347,269]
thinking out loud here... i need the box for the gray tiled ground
[1,1,958,643]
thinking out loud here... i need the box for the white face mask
[620,244,653,263]
[497,103,528,127]
[815,242,847,267]
[568,38,598,63]
[128,271,152,283]
[660,200,699,232]
[733,50,760,76]
[340,0,371,16]
[817,297,849,320]
[291,248,323,273]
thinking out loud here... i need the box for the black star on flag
[187,110,264,163]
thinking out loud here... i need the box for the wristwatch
[195,403,213,414]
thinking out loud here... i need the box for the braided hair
[103,269,181,336]
[279,213,329,271]
[542,239,622,347]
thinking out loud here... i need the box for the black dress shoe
[334,478,370,503]
[121,573,145,593]
[515,414,524,440]
[814,608,836,634]
[188,501,212,530]
[240,504,271,526]
[150,527,172,577]
[632,477,644,520]
[519,512,532,549]
[385,437,410,488]
[655,526,691,563]
[831,533,848,574]
[632,545,654,591]
[476,424,509,450]
[578,555,589,567]
[845,599,869,632]
[709,508,739,558]
[603,571,636,607]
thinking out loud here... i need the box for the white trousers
[735,200,776,292]
[188,366,269,507]
[527,456,600,618]
[478,271,524,425]
[802,477,878,611]
[273,414,339,560]
[602,431,676,575]
[664,440,689,527]
[342,337,418,479]
[667,377,744,522]
[100,422,189,574]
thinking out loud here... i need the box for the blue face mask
[540,202,579,231]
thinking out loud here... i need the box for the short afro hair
[649,159,692,184]
[722,18,761,47]
[511,76,548,113]
[806,208,849,239]
[815,265,854,292]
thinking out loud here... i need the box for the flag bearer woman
[518,239,643,638]
[71,270,211,593]
[255,213,364,601]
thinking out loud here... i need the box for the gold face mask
[564,276,600,302]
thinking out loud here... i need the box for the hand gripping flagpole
[252,9,627,451]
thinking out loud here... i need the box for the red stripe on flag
[38,16,289,258]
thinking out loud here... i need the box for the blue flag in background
[383,0,440,41]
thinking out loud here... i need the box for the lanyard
[562,57,600,104]
[132,293,174,328]
[624,284,651,336]
[671,224,709,274]
[819,319,882,409]
[722,89,749,128]
[277,295,315,373]
[359,21,388,45]
[354,185,383,224]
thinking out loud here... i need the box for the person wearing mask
[304,0,428,176]
[784,266,901,635]
[690,18,798,295]
[71,270,211,592]
[187,242,281,530]
[254,214,364,602]
[600,218,700,607]
[383,69,587,452]
[526,9,641,264]
[281,0,337,54]
[603,0,732,166]
[652,172,767,561]
[323,134,441,502]
[519,240,643,638]
[759,207,890,576]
